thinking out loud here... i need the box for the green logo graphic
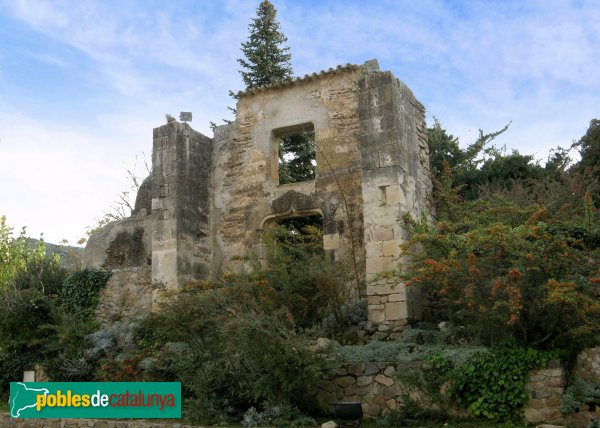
[9,382,181,419]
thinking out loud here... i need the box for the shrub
[560,378,600,414]
[336,328,487,365]
[401,171,600,350]
[139,278,334,424]
[376,398,446,427]
[0,217,67,397]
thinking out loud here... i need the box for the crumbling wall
[212,65,367,279]
[151,122,213,298]
[359,64,432,327]
[85,59,433,327]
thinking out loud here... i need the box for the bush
[396,345,558,423]
[139,277,334,424]
[560,378,600,414]
[401,171,600,350]
[376,398,446,427]
[0,217,68,397]
[336,328,487,365]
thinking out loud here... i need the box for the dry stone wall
[523,359,566,424]
[324,362,420,417]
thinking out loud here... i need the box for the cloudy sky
[0,0,598,245]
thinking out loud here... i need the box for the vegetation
[278,130,317,185]
[237,0,293,90]
[3,115,600,426]
[401,118,600,351]
[560,378,600,414]
[381,118,600,423]
[0,216,111,398]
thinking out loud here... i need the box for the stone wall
[84,59,433,327]
[359,67,432,327]
[212,64,367,277]
[212,59,432,324]
[151,122,213,296]
[523,359,565,424]
[574,346,600,383]
[324,362,420,417]
[95,266,153,326]
[328,358,587,424]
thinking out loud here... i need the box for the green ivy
[61,269,111,317]
[451,346,559,421]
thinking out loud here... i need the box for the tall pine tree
[232,1,315,185]
[238,0,293,89]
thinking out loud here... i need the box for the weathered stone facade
[84,59,433,326]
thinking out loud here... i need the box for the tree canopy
[237,0,293,90]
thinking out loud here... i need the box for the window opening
[277,125,316,185]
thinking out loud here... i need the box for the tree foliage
[575,118,600,173]
[402,166,600,350]
[237,0,293,90]
[278,130,316,184]
[0,216,113,396]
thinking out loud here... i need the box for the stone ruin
[83,59,433,329]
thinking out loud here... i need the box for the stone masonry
[83,59,433,327]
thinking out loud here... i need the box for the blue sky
[0,0,599,245]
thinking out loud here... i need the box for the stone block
[353,386,371,397]
[373,227,394,241]
[336,368,348,376]
[365,242,382,258]
[357,375,373,386]
[374,395,386,407]
[382,385,397,400]
[384,366,396,377]
[347,363,365,376]
[368,306,385,323]
[365,363,380,376]
[385,301,407,321]
[382,239,402,257]
[366,257,384,274]
[368,403,381,416]
[385,185,405,205]
[529,398,546,410]
[367,295,381,305]
[336,376,356,388]
[388,292,406,302]
[375,374,394,387]
[386,399,397,410]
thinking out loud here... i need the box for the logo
[10,382,181,419]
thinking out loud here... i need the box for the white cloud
[0,0,598,245]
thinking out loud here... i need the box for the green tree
[0,216,66,398]
[575,119,600,172]
[237,0,293,90]
[278,130,316,184]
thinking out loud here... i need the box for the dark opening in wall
[275,214,324,257]
[276,124,316,185]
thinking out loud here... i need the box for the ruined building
[83,59,432,328]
